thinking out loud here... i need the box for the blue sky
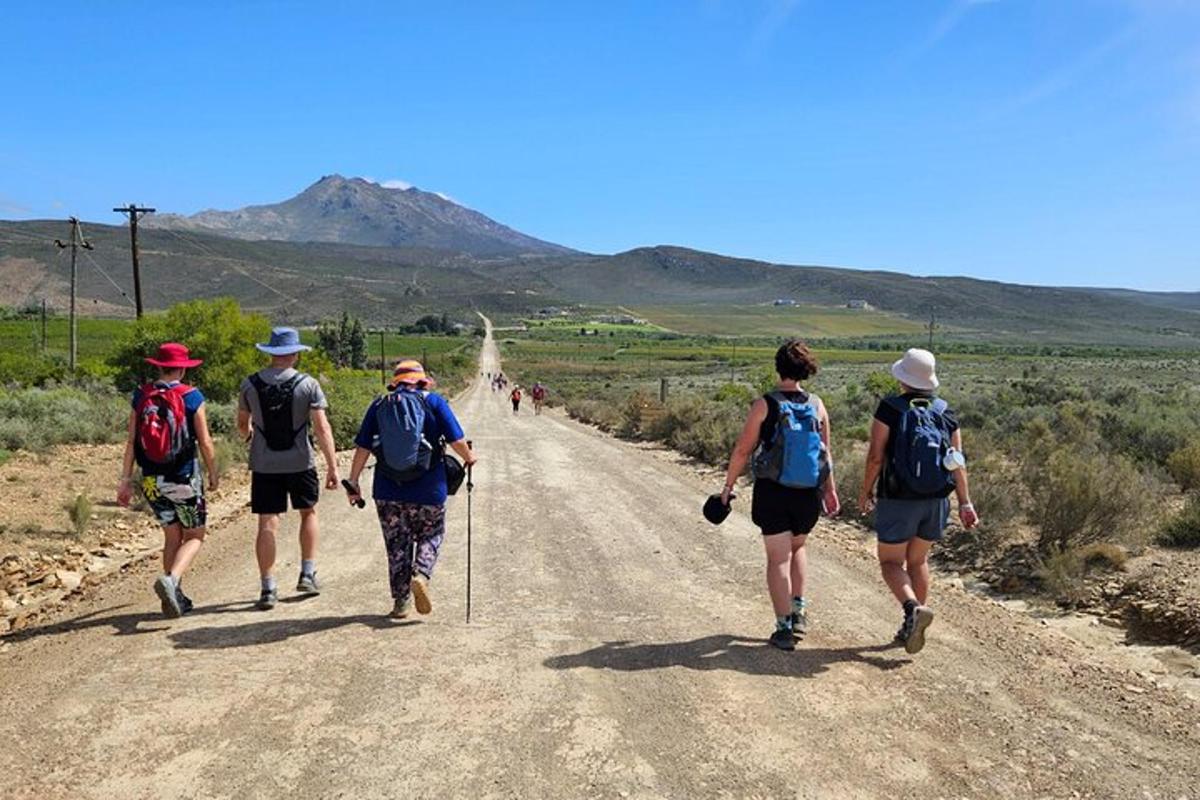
[2,1,1198,290]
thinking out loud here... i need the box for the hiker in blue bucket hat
[237,326,340,610]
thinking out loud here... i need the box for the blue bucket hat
[256,326,312,356]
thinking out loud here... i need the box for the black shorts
[251,469,320,515]
[751,478,822,536]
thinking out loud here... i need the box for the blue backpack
[887,396,955,498]
[374,390,436,483]
[753,392,827,489]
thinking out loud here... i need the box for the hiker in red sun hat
[117,342,218,619]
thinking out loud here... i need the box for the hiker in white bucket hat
[858,348,979,655]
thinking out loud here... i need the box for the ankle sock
[301,559,316,577]
[776,615,793,632]
[792,596,807,614]
[261,575,277,592]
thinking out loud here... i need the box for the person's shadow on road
[1,601,255,644]
[168,615,418,650]
[543,635,907,678]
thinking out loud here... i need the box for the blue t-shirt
[354,390,466,506]
[131,382,206,480]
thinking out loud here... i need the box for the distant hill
[2,222,1199,348]
[143,175,576,257]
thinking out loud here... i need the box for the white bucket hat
[891,348,939,391]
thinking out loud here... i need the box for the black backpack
[250,373,307,451]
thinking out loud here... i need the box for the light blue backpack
[752,392,828,488]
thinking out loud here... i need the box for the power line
[156,225,300,306]
[79,247,137,310]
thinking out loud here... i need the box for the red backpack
[135,383,194,471]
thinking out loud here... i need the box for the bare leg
[162,523,183,574]
[878,541,917,605]
[256,514,279,579]
[906,538,934,606]
[762,532,793,617]
[168,528,207,580]
[299,508,319,561]
[789,534,808,601]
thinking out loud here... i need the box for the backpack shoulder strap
[249,373,268,393]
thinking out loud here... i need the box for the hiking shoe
[411,574,432,615]
[297,571,321,595]
[905,606,935,655]
[389,596,413,619]
[256,588,278,611]
[768,628,796,651]
[894,623,907,644]
[176,586,195,615]
[154,575,183,619]
[791,608,809,640]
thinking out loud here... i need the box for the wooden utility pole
[40,299,47,352]
[54,218,93,372]
[926,313,938,350]
[378,330,387,387]
[113,204,155,318]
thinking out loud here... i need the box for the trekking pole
[466,440,474,624]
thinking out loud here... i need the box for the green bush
[0,352,67,386]
[0,386,128,451]
[1158,494,1200,548]
[1026,446,1150,554]
[319,370,383,450]
[1167,440,1200,492]
[713,382,754,406]
[107,298,271,403]
[65,493,92,537]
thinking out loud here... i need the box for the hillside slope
[2,222,1198,347]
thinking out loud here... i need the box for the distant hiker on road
[720,340,839,651]
[238,327,339,610]
[344,359,477,618]
[857,348,978,655]
[510,385,523,415]
[117,343,217,619]
[531,382,547,415]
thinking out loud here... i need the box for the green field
[633,303,928,337]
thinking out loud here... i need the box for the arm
[193,404,219,492]
[951,429,979,528]
[344,446,372,504]
[448,438,477,467]
[236,407,252,442]
[817,398,840,516]
[117,410,138,506]
[859,419,890,514]
[310,408,339,489]
[721,398,767,505]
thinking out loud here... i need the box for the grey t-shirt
[239,368,329,474]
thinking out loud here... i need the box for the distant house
[596,314,647,325]
[533,306,565,317]
[846,299,873,310]
[773,298,797,307]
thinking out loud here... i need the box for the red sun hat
[145,342,203,369]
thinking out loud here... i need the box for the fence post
[660,377,668,403]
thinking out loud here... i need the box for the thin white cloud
[0,194,31,215]
[908,0,1000,60]
[380,179,413,190]
[749,0,801,54]
[1005,25,1138,112]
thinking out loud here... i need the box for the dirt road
[2,325,1198,799]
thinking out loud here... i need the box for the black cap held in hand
[703,493,733,525]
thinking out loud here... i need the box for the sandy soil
[1,324,1198,799]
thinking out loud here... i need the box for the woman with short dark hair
[720,340,840,651]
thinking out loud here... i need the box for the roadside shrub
[567,398,622,432]
[668,401,742,464]
[713,382,754,407]
[0,352,67,386]
[1167,440,1200,492]
[1158,494,1200,548]
[211,435,246,480]
[108,298,271,403]
[0,386,127,451]
[0,448,9,467]
[619,390,660,438]
[834,445,872,522]
[961,438,1024,537]
[1036,548,1089,605]
[1026,447,1149,554]
[318,370,384,450]
[65,493,92,536]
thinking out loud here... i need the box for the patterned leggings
[375,501,446,600]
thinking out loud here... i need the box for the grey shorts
[874,497,950,544]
